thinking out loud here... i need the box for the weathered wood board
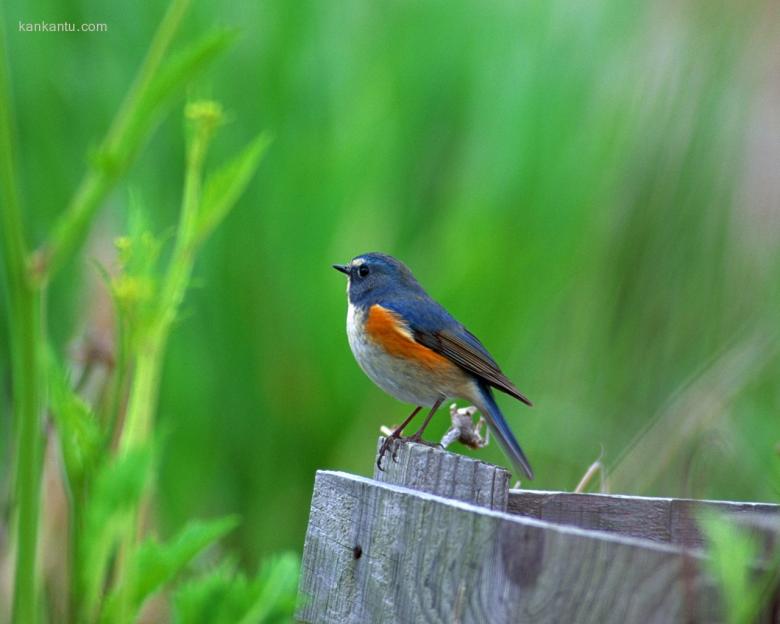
[298,471,721,624]
[508,490,779,548]
[298,443,779,623]
[373,438,510,511]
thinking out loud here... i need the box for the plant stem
[119,102,217,453]
[120,341,164,454]
[38,0,191,281]
[10,292,45,624]
[112,104,219,623]
[111,343,162,623]
[0,16,45,624]
[105,313,130,446]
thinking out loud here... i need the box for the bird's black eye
[357,265,370,278]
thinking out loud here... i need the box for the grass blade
[39,11,237,280]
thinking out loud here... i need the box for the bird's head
[332,252,419,305]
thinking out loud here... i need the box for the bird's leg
[405,396,445,445]
[377,406,422,471]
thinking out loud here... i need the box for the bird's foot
[377,434,402,471]
[377,433,442,471]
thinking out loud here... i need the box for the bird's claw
[377,433,441,470]
[377,435,401,471]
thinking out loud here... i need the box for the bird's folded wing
[413,328,533,406]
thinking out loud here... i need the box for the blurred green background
[2,0,779,569]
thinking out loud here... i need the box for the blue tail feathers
[475,382,534,480]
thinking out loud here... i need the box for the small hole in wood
[353,545,363,560]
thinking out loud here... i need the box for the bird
[333,252,534,480]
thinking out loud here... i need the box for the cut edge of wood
[375,436,513,473]
[508,488,780,510]
[317,470,711,557]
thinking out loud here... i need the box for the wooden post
[508,490,780,548]
[297,442,780,623]
[372,437,510,511]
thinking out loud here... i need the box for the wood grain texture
[508,490,780,548]
[298,471,720,624]
[373,438,510,511]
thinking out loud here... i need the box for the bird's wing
[414,327,532,406]
[382,296,532,406]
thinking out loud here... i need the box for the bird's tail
[473,382,534,481]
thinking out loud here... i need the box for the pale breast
[346,303,473,407]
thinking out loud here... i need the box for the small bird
[333,252,534,480]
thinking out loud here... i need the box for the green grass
[1,0,779,620]
[0,2,296,621]
[701,511,780,623]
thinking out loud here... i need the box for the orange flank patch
[365,305,453,369]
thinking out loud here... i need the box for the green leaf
[99,29,239,178]
[173,560,243,624]
[700,512,765,624]
[43,15,236,279]
[173,552,300,624]
[102,516,239,623]
[79,447,153,621]
[47,352,102,489]
[194,132,272,245]
[237,553,300,624]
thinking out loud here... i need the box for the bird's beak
[332,263,350,275]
